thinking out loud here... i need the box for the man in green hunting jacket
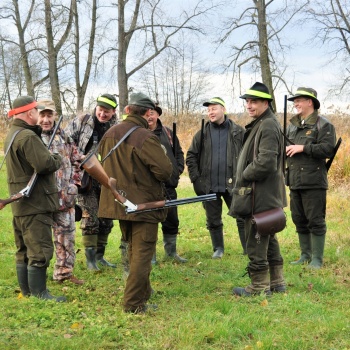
[230,82,287,297]
[286,87,336,269]
[5,96,65,302]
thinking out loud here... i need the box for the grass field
[1,162,350,349]
[1,113,350,349]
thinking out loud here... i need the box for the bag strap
[0,129,24,170]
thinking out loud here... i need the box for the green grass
[1,162,350,349]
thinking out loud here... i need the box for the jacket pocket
[193,177,205,195]
[299,164,322,186]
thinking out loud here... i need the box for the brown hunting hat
[287,87,320,109]
[37,99,56,113]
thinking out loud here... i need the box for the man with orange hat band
[186,97,246,259]
[230,82,287,296]
[38,99,84,285]
[4,96,65,301]
[65,93,118,271]
[286,87,337,269]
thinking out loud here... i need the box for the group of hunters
[2,81,337,313]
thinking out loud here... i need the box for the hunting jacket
[4,119,61,216]
[98,115,172,223]
[230,107,287,216]
[64,112,117,155]
[186,117,244,194]
[41,126,82,211]
[152,119,184,189]
[286,111,336,190]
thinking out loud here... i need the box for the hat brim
[154,106,162,116]
[287,95,320,109]
[203,102,225,107]
[240,94,273,102]
[97,102,116,110]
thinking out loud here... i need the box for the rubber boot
[28,266,66,302]
[269,264,286,293]
[307,234,325,269]
[290,233,312,265]
[120,241,129,280]
[236,218,247,255]
[85,247,100,271]
[16,263,30,296]
[96,246,116,268]
[233,268,271,296]
[163,234,187,263]
[209,228,224,259]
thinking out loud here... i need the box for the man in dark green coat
[4,96,65,302]
[230,82,287,296]
[286,88,336,269]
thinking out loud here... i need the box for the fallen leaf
[260,299,268,307]
[71,322,84,329]
[64,334,73,339]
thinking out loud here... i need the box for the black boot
[28,266,66,302]
[209,228,224,259]
[163,234,187,263]
[96,246,116,268]
[85,247,100,271]
[16,263,30,296]
[236,218,247,255]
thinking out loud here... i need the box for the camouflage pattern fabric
[52,208,76,280]
[41,127,83,279]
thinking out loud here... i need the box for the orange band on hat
[8,101,38,117]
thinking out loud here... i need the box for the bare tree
[0,0,40,96]
[43,0,74,115]
[68,0,97,113]
[142,39,210,115]
[219,0,308,111]
[114,0,217,111]
[306,0,350,97]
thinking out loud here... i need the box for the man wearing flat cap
[4,96,65,301]
[65,93,118,271]
[186,97,245,259]
[230,82,287,297]
[286,87,337,269]
[98,92,172,314]
[38,99,84,285]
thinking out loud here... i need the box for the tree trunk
[255,0,276,111]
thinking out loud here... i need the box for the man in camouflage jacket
[38,99,84,285]
[65,94,118,271]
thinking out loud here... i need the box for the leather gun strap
[0,129,24,170]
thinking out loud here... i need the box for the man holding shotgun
[4,96,66,302]
[98,92,172,314]
[286,87,337,269]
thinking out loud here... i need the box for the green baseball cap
[203,97,226,108]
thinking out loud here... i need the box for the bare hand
[286,145,304,157]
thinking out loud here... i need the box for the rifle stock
[0,192,24,210]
